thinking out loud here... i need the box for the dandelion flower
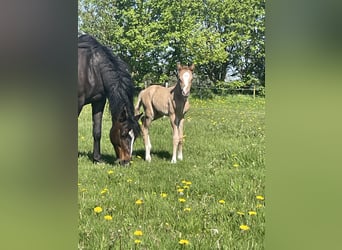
[248,211,257,216]
[177,188,184,193]
[183,185,190,189]
[256,195,265,200]
[184,207,191,212]
[186,181,192,185]
[127,179,133,183]
[100,188,108,195]
[160,193,168,198]
[239,224,250,231]
[237,211,245,216]
[179,239,190,245]
[134,239,142,244]
[104,215,112,221]
[135,199,144,205]
[178,198,186,203]
[134,230,143,236]
[233,163,239,167]
[107,170,114,175]
[93,206,103,213]
[256,204,264,208]
[218,199,225,204]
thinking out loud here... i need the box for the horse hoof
[93,159,105,165]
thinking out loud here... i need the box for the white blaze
[129,129,135,157]
[183,72,190,87]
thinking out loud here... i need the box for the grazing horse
[78,34,141,165]
[135,63,195,163]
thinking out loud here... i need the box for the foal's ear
[134,112,143,121]
[177,62,182,71]
[189,64,195,71]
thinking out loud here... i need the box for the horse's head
[110,109,141,166]
[177,63,195,97]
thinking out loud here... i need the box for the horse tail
[134,91,143,116]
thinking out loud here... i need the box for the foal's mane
[78,34,139,134]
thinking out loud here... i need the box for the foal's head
[177,63,195,97]
[110,108,141,165]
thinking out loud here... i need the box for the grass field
[78,95,265,249]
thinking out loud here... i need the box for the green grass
[78,95,265,249]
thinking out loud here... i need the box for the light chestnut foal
[135,63,195,163]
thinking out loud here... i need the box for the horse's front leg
[177,118,185,161]
[91,100,106,163]
[170,115,180,163]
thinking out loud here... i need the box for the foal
[135,63,195,163]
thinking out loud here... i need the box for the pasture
[78,95,265,249]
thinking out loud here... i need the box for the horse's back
[138,85,173,117]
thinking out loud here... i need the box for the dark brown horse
[78,34,140,165]
[135,63,195,163]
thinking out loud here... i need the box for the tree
[79,0,265,90]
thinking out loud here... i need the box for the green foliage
[78,95,265,249]
[79,0,265,92]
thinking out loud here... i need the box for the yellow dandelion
[239,224,250,231]
[248,211,257,216]
[256,204,264,208]
[179,239,190,245]
[184,207,191,212]
[178,198,186,203]
[135,199,144,205]
[100,188,108,195]
[77,183,81,186]
[183,185,190,189]
[160,193,168,198]
[107,170,114,175]
[127,179,133,183]
[218,199,225,204]
[104,215,112,221]
[177,188,184,193]
[134,239,142,244]
[256,195,265,200]
[133,230,143,236]
[93,206,103,213]
[233,163,239,167]
[237,211,245,215]
[186,181,192,185]
[181,180,187,184]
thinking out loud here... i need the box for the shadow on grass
[78,151,116,165]
[134,149,172,161]
[78,149,172,164]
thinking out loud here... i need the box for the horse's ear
[134,112,143,121]
[189,64,195,71]
[177,62,182,71]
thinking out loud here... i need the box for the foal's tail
[134,92,143,116]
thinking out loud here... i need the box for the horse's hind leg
[141,115,152,162]
[91,99,106,163]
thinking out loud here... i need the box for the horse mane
[78,34,140,135]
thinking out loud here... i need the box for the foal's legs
[170,115,180,163]
[141,115,153,162]
[177,118,185,161]
[91,99,106,163]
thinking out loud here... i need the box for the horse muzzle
[182,89,190,97]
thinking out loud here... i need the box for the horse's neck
[171,83,187,114]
